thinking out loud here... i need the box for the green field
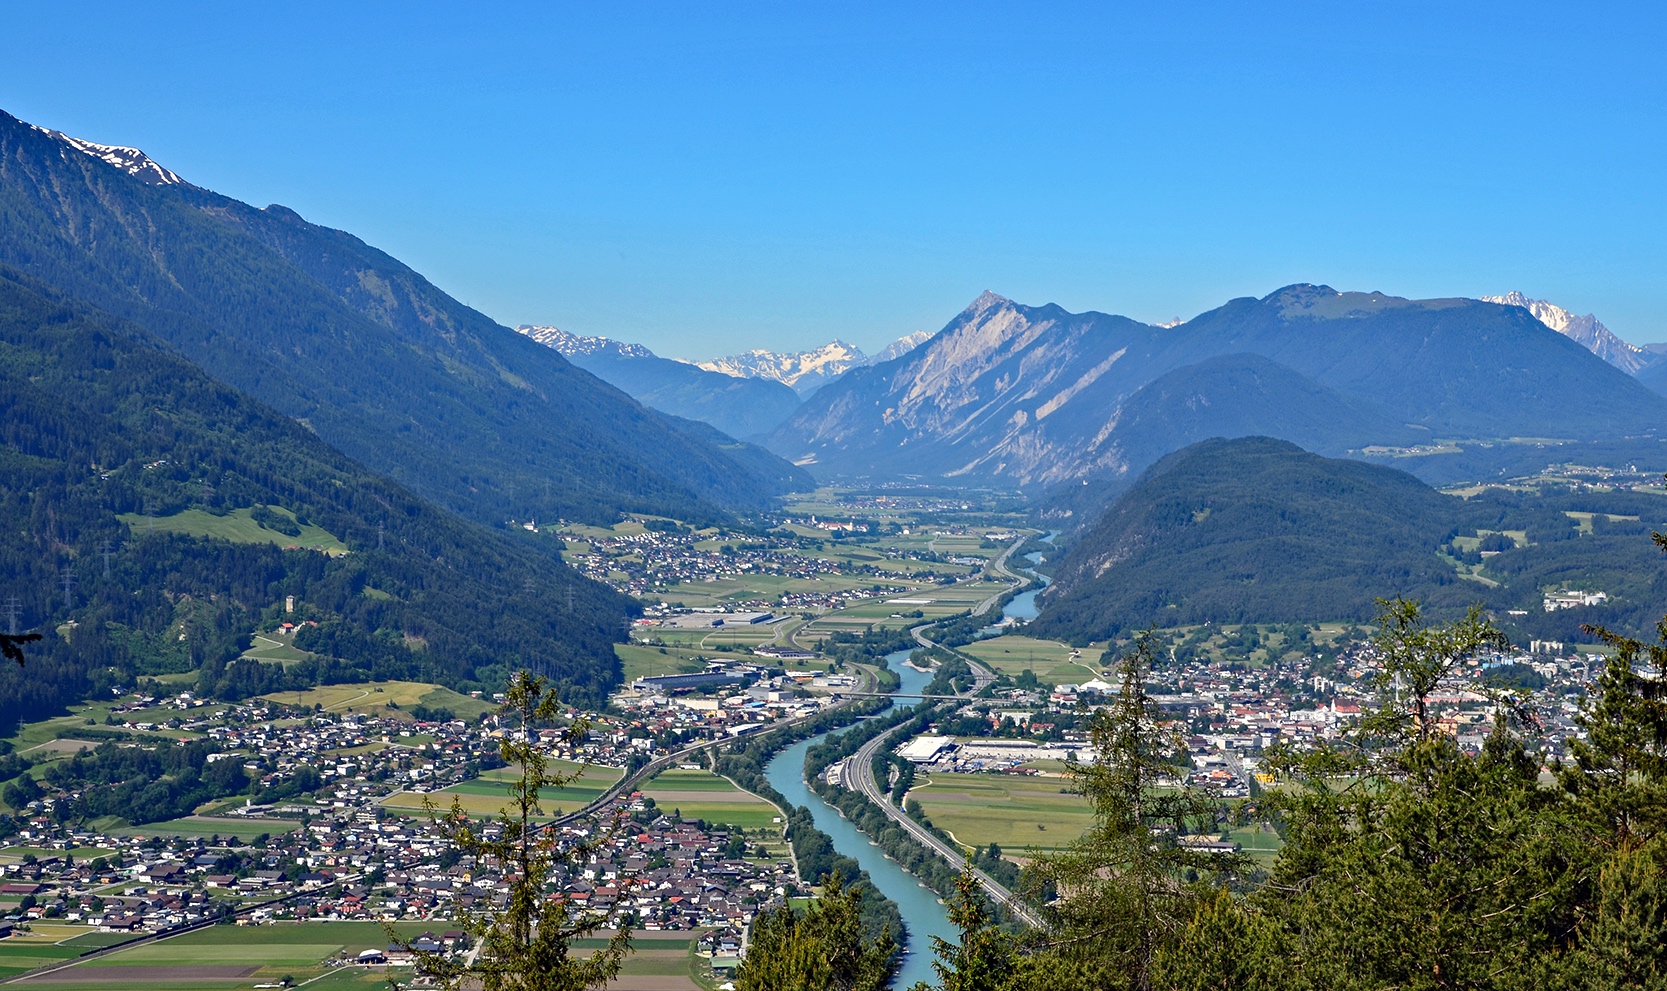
[240,631,318,665]
[0,939,86,979]
[13,923,710,990]
[24,922,438,989]
[908,771,1094,854]
[117,507,349,556]
[959,635,1110,685]
[1229,825,1286,867]
[258,681,492,721]
[640,768,782,833]
[383,760,622,818]
[100,816,299,842]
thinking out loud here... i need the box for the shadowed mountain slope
[0,109,808,527]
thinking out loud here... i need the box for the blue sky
[3,3,1662,359]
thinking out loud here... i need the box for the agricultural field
[616,643,709,683]
[572,931,703,989]
[1228,825,1286,867]
[0,845,116,864]
[639,768,783,833]
[381,760,622,819]
[257,681,493,721]
[96,815,299,843]
[907,771,1095,855]
[17,921,435,989]
[959,635,1110,685]
[117,507,349,556]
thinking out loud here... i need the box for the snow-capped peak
[871,330,933,364]
[516,325,656,359]
[31,124,188,186]
[698,340,868,393]
[1481,292,1651,375]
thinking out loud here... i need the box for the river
[763,650,953,988]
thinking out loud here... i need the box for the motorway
[842,702,1045,928]
[840,533,1047,929]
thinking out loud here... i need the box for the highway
[837,533,1046,929]
[842,710,1045,929]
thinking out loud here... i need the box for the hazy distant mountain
[698,331,934,396]
[0,108,808,526]
[517,325,803,439]
[1481,292,1653,374]
[871,330,934,364]
[769,286,1667,487]
[520,325,655,360]
[699,340,869,396]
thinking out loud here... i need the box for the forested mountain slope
[772,287,1667,486]
[0,109,808,526]
[1031,437,1667,642]
[0,268,632,730]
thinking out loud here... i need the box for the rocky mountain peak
[516,325,656,360]
[1481,292,1651,375]
[30,123,189,186]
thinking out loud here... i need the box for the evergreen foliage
[736,871,895,991]
[1036,437,1667,642]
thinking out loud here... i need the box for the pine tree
[396,671,630,991]
[1025,634,1248,991]
[735,870,895,991]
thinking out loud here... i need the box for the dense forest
[1036,437,1667,644]
[0,267,633,729]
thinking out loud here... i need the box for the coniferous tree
[735,870,895,991]
[397,671,630,991]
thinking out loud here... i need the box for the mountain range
[517,326,803,439]
[768,286,1667,490]
[0,267,632,726]
[0,110,808,528]
[698,331,933,396]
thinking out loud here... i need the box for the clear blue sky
[4,2,1662,358]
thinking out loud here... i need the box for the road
[842,534,1046,928]
[843,715,1045,929]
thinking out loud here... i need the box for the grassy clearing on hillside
[117,507,348,555]
[908,772,1095,855]
[240,631,317,665]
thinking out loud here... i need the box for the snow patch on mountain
[516,325,656,359]
[699,331,935,395]
[871,330,933,364]
[1482,292,1652,375]
[698,340,868,394]
[31,124,188,186]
